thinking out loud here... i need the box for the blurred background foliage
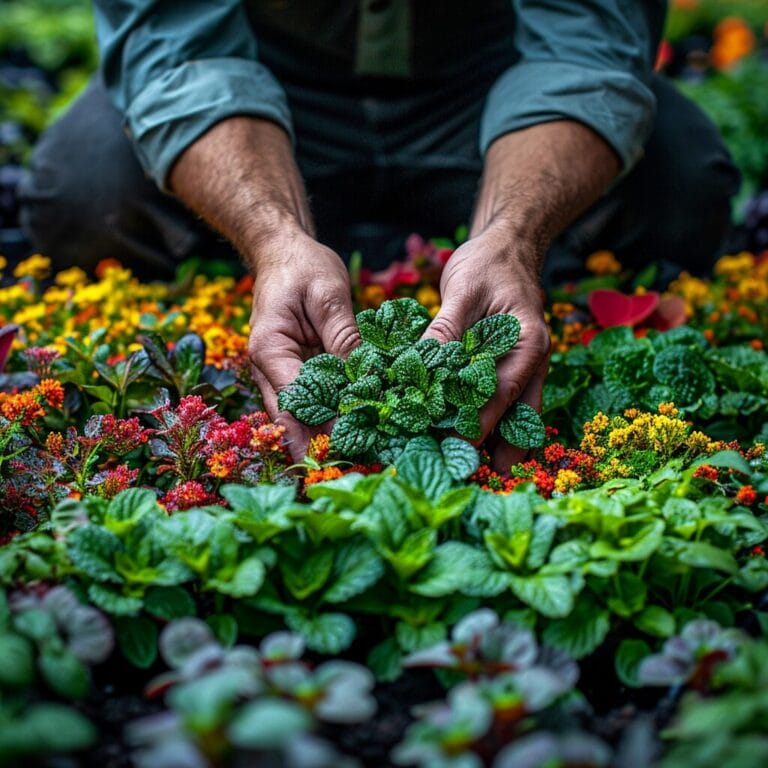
[0,0,767,226]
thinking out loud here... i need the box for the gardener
[19,1,739,462]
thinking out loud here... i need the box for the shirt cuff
[124,57,293,191]
[480,60,656,173]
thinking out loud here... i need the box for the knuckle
[331,324,360,357]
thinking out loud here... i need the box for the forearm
[168,116,312,270]
[471,120,621,275]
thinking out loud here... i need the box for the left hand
[421,225,551,470]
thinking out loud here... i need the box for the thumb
[308,293,361,358]
[421,295,473,344]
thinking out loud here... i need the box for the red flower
[588,289,659,329]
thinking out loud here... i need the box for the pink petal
[648,295,687,331]
[0,325,19,373]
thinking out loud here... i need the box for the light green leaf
[509,574,574,618]
[285,612,356,654]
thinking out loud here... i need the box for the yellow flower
[585,250,621,275]
[714,252,754,277]
[13,254,51,280]
[415,285,440,310]
[0,255,7,271]
[657,402,678,417]
[55,266,88,287]
[554,469,582,494]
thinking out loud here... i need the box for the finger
[251,362,311,461]
[307,291,361,358]
[421,294,475,344]
[491,355,550,473]
[477,325,550,440]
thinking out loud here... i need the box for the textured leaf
[409,542,506,597]
[455,406,481,440]
[499,402,546,449]
[67,526,122,583]
[323,541,385,603]
[390,347,429,390]
[344,343,387,382]
[300,353,347,386]
[383,528,437,581]
[356,299,430,351]
[603,343,654,395]
[441,437,480,481]
[509,574,574,618]
[278,373,340,426]
[653,345,715,404]
[86,584,142,616]
[462,314,520,357]
[459,357,498,399]
[286,612,356,654]
[210,558,266,598]
[331,411,378,457]
[281,548,335,601]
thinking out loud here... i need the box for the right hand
[247,229,360,459]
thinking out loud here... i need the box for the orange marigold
[735,485,757,506]
[693,464,719,482]
[36,379,65,409]
[305,466,344,486]
[308,433,331,463]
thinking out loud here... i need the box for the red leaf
[0,325,19,372]
[588,289,659,328]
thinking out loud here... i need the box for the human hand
[248,230,360,458]
[422,226,551,470]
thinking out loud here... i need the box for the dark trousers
[19,63,739,286]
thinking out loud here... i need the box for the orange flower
[305,466,344,486]
[735,485,757,506]
[585,250,622,275]
[36,379,65,409]
[693,464,719,482]
[308,433,331,463]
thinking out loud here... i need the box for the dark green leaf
[115,615,158,669]
[499,402,546,449]
[143,586,196,620]
[615,638,651,687]
[462,314,520,358]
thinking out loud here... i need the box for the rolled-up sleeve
[480,1,665,172]
[93,1,293,190]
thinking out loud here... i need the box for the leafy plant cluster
[279,298,544,461]
[545,324,768,442]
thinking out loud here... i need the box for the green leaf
[300,353,347,387]
[206,614,238,648]
[509,574,574,618]
[87,584,142,616]
[396,441,453,500]
[590,520,664,561]
[0,703,96,754]
[143,586,196,620]
[677,541,739,575]
[67,526,122,583]
[39,648,90,699]
[281,548,335,601]
[115,615,158,669]
[691,449,752,476]
[344,344,387,382]
[409,542,506,598]
[331,410,378,456]
[441,437,480,481]
[323,541,385,603]
[653,345,715,404]
[455,405,481,440]
[356,299,431,351]
[383,528,437,581]
[542,596,610,658]
[367,637,402,682]
[462,314,521,358]
[390,347,429,390]
[0,634,34,688]
[278,373,339,426]
[210,558,266,598]
[459,357,498,399]
[605,571,647,618]
[634,606,676,638]
[285,612,356,654]
[229,699,312,749]
[395,621,446,653]
[105,488,160,533]
[499,402,546,449]
[615,638,651,687]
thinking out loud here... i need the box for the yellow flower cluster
[581,404,721,480]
